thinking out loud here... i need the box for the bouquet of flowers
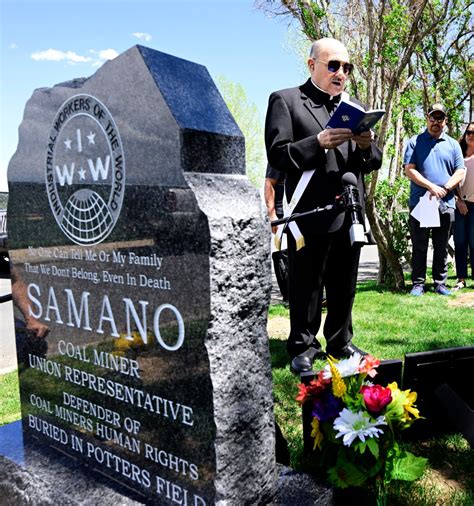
[296,353,427,500]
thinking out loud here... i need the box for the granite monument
[6,45,275,504]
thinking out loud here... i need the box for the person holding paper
[265,37,382,373]
[404,103,465,296]
[453,123,474,291]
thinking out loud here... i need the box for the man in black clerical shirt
[265,38,382,373]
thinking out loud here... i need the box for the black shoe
[290,347,324,374]
[326,343,368,360]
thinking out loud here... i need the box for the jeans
[454,202,474,279]
[409,210,452,287]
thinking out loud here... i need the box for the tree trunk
[389,108,403,184]
[377,247,387,286]
[366,197,406,290]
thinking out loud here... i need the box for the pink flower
[360,385,392,414]
[359,355,380,378]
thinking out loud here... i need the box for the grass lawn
[0,370,20,426]
[270,279,474,505]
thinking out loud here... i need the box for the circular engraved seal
[45,94,125,245]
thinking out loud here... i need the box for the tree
[215,76,266,188]
[414,2,472,135]
[256,0,473,289]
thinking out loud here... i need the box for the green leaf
[367,438,380,459]
[390,452,427,481]
[328,454,369,488]
[354,440,366,454]
[386,440,401,461]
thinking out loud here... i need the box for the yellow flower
[328,356,347,398]
[387,381,399,392]
[387,381,401,403]
[114,336,131,351]
[114,331,145,351]
[311,417,324,450]
[387,382,420,423]
[402,390,420,421]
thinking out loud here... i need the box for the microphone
[341,173,365,246]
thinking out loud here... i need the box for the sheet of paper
[410,191,440,227]
[410,202,422,221]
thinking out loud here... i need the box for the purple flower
[312,391,343,422]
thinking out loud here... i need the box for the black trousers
[409,211,452,287]
[286,223,361,357]
[272,249,289,301]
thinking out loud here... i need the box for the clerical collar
[310,79,341,101]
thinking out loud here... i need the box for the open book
[326,100,385,134]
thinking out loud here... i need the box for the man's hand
[317,128,353,149]
[352,130,374,150]
[269,210,279,234]
[428,183,447,199]
[264,177,280,233]
[25,317,49,338]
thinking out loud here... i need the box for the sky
[0,0,308,192]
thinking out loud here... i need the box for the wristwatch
[442,184,451,192]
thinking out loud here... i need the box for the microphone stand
[270,202,341,228]
[270,193,365,247]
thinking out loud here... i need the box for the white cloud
[10,43,18,49]
[30,48,119,66]
[132,32,152,42]
[89,48,119,66]
[31,49,91,63]
[97,48,119,60]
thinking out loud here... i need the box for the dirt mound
[448,292,474,308]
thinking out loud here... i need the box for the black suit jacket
[265,79,382,236]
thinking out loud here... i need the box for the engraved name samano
[27,283,184,351]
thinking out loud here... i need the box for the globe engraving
[61,189,113,244]
[46,94,125,245]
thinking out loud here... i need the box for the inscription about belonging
[11,92,215,504]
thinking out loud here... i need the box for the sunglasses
[428,115,446,123]
[315,59,354,75]
[465,130,474,136]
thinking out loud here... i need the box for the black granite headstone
[6,46,274,504]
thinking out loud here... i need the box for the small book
[326,100,385,134]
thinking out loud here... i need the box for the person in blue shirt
[404,103,466,296]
